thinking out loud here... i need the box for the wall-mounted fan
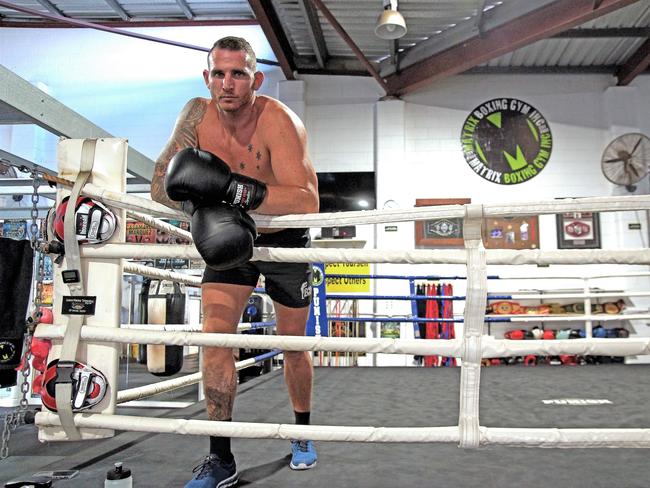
[601,132,650,192]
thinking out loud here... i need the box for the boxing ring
[20,137,650,460]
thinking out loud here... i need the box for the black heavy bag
[239,294,267,383]
[146,280,184,376]
[136,278,151,364]
[0,238,34,387]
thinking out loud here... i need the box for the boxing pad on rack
[593,326,607,338]
[504,329,526,340]
[615,328,630,338]
[523,355,537,366]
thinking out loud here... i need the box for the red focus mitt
[54,196,116,244]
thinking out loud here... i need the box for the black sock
[294,411,311,425]
[210,419,233,462]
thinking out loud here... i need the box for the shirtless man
[150,36,319,488]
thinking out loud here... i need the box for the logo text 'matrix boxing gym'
[461,98,553,185]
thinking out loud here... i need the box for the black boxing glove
[191,202,257,270]
[165,147,267,211]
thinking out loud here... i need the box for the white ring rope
[119,323,275,332]
[107,310,650,330]
[126,210,193,242]
[34,411,650,447]
[82,182,182,220]
[121,263,650,300]
[81,245,650,265]
[497,272,650,281]
[480,338,644,357]
[34,325,650,357]
[496,292,650,300]
[116,352,279,404]
[117,372,203,404]
[123,262,202,287]
[83,182,650,228]
[491,313,650,322]
[36,325,459,356]
[253,195,650,228]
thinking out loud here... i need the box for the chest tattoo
[236,144,264,171]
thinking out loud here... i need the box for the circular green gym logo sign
[311,264,324,286]
[460,98,553,185]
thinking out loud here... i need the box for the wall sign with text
[461,98,553,185]
[325,262,370,292]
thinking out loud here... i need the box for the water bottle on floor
[105,462,133,487]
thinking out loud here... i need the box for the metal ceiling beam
[0,206,53,218]
[174,0,195,20]
[475,0,487,37]
[298,0,328,69]
[34,0,64,16]
[102,0,131,21]
[385,0,643,95]
[0,19,258,28]
[0,149,58,178]
[379,0,559,79]
[0,150,150,208]
[0,64,155,181]
[0,181,54,191]
[466,65,631,74]
[0,1,277,66]
[296,54,376,75]
[308,0,391,95]
[299,67,372,77]
[247,1,296,79]
[554,27,650,37]
[616,37,650,85]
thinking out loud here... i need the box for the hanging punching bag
[146,280,184,376]
[136,278,151,364]
[0,238,33,387]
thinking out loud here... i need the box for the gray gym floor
[2,361,650,487]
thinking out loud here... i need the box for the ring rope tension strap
[55,139,97,440]
[459,204,487,448]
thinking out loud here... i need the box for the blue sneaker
[184,454,239,488]
[289,440,317,470]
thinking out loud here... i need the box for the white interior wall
[301,73,650,364]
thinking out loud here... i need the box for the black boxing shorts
[202,228,312,308]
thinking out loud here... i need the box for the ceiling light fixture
[375,0,407,40]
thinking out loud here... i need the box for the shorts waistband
[255,228,310,247]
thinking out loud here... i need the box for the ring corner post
[37,138,127,442]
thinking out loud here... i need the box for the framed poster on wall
[482,216,539,250]
[556,212,601,249]
[414,198,471,248]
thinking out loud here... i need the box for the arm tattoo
[151,99,207,207]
